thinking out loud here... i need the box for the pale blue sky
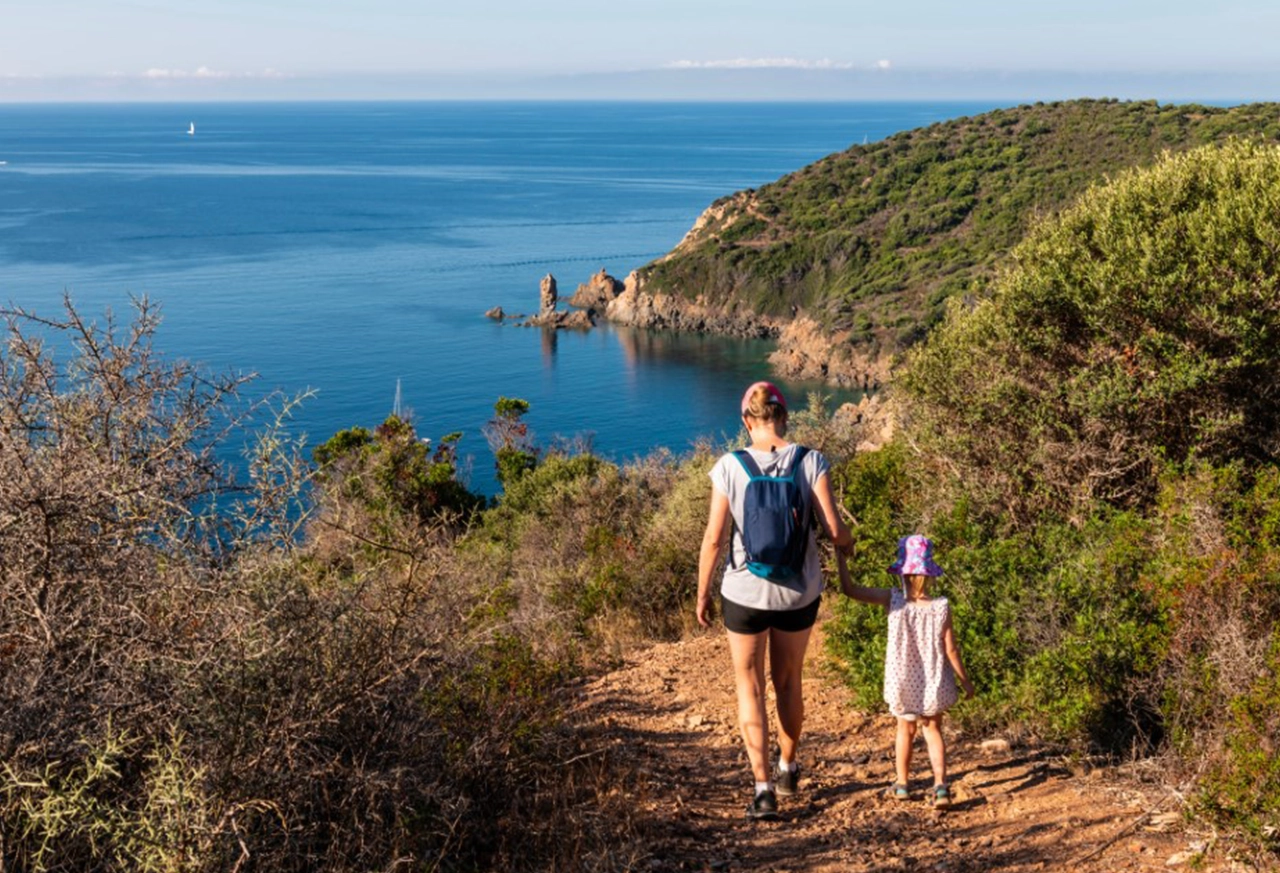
[4,0,1279,100]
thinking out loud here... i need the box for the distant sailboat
[187,122,195,136]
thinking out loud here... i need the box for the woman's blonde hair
[743,383,788,432]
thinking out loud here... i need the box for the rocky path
[573,615,1234,872]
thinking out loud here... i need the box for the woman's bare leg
[726,629,771,782]
[767,624,813,767]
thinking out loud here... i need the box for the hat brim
[887,559,945,577]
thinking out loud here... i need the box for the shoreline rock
[488,267,875,388]
[522,309,595,330]
[603,271,779,339]
[767,317,888,391]
[568,268,625,310]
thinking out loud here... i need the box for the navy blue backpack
[729,446,812,583]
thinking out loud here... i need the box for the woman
[697,381,853,820]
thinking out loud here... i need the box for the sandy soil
[571,614,1241,872]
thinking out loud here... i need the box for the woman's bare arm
[811,471,853,550]
[697,489,731,628]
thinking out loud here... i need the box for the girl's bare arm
[942,611,976,697]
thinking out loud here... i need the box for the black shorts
[720,595,820,635]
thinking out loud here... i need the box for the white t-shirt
[708,443,830,612]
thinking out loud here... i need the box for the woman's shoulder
[795,444,830,476]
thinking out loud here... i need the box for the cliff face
[626,99,1280,385]
[596,272,890,387]
[603,271,778,339]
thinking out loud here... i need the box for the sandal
[932,784,952,809]
[888,782,910,801]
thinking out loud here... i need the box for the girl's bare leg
[726,629,771,782]
[919,715,948,786]
[895,717,918,786]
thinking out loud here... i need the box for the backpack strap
[731,448,762,479]
[785,445,809,481]
[727,450,756,570]
[786,446,815,529]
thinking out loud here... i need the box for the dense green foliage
[313,415,483,525]
[642,99,1280,352]
[825,142,1280,849]
[900,139,1280,521]
[827,444,1168,747]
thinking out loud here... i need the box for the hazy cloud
[665,58,858,70]
[141,67,286,80]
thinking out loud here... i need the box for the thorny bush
[0,299,646,872]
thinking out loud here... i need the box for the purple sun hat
[887,534,945,577]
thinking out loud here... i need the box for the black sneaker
[773,764,801,796]
[745,789,779,821]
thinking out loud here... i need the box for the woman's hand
[696,591,713,628]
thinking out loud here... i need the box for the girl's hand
[962,678,976,698]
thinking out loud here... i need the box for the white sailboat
[187,122,195,136]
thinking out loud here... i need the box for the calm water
[0,101,1003,493]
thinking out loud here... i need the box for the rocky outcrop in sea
[568,269,625,310]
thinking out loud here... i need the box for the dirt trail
[573,614,1229,872]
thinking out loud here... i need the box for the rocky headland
[488,264,887,388]
[489,102,1280,391]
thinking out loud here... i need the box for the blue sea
[0,101,1004,493]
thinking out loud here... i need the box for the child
[837,534,975,808]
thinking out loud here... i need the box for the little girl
[838,534,975,808]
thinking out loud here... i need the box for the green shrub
[826,440,1170,746]
[901,140,1280,522]
[312,415,482,527]
[1197,633,1280,844]
[485,396,539,487]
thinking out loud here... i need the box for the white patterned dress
[884,588,958,718]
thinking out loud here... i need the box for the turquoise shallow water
[0,101,1005,493]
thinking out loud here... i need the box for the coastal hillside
[637,99,1280,377]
